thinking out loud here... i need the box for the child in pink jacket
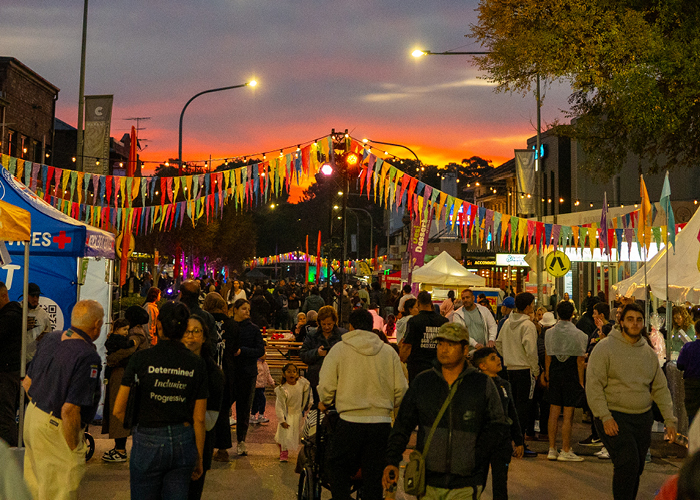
[251,354,275,424]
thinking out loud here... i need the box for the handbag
[403,379,461,497]
[122,374,140,429]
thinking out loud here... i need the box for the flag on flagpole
[601,191,610,255]
[660,171,675,252]
[640,175,652,250]
[316,230,322,285]
[305,235,310,285]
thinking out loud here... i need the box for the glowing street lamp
[178,79,257,174]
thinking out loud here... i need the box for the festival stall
[412,251,486,288]
[0,167,115,334]
[613,202,700,303]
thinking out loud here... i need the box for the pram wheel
[85,432,95,461]
[298,467,320,500]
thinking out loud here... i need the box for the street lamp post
[347,207,374,260]
[178,80,256,174]
[412,48,545,305]
[75,0,89,172]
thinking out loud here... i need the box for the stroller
[296,406,362,500]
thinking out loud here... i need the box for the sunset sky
[4,0,572,188]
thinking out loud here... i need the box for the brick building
[0,57,59,163]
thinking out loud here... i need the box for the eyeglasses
[183,329,203,337]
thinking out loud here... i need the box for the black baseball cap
[28,283,42,296]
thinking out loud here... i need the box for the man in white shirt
[26,283,51,361]
[453,288,498,350]
[397,285,415,316]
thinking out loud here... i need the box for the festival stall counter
[0,167,115,338]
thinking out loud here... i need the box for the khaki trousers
[23,402,87,500]
[422,484,483,500]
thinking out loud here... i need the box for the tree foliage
[470,0,700,177]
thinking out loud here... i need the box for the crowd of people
[3,273,700,500]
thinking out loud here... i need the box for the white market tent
[412,251,486,287]
[613,204,700,303]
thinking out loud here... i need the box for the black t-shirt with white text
[122,339,208,427]
[404,310,449,380]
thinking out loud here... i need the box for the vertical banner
[515,149,536,215]
[84,95,114,175]
[407,207,434,292]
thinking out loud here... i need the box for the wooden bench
[265,340,307,372]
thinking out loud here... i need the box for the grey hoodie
[495,312,539,376]
[317,329,408,423]
[586,328,677,426]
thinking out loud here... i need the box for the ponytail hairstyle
[280,362,298,385]
[158,301,190,340]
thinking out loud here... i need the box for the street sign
[545,250,571,278]
[115,232,135,259]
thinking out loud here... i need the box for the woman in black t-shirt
[114,302,208,500]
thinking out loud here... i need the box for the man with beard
[586,302,677,500]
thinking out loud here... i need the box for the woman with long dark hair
[113,302,208,500]
[182,314,224,500]
[213,299,265,459]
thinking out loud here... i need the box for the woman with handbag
[113,302,209,500]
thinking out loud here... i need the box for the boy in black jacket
[472,347,524,500]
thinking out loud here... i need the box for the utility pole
[536,74,543,306]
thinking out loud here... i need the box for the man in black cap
[0,281,23,446]
[27,283,51,361]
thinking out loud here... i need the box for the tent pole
[18,242,29,446]
[666,237,671,361]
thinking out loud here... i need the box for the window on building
[20,135,28,159]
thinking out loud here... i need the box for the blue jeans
[130,424,198,500]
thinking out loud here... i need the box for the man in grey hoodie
[318,308,408,500]
[586,302,677,500]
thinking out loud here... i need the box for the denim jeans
[130,424,198,500]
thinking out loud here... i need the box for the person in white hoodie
[495,292,540,458]
[318,308,408,500]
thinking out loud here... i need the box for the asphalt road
[79,402,684,500]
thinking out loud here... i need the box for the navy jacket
[229,319,265,379]
[299,325,347,388]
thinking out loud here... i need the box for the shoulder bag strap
[422,378,462,456]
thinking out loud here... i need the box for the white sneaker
[557,450,584,462]
[547,448,559,460]
[229,417,237,427]
[595,447,610,459]
[249,415,258,424]
[237,441,247,456]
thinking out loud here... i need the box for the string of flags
[0,135,678,258]
[246,250,388,275]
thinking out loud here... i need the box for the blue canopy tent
[0,167,115,331]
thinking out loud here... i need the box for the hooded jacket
[586,328,677,426]
[317,329,407,422]
[386,361,509,490]
[0,301,23,372]
[495,312,539,376]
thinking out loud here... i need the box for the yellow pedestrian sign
[545,250,571,278]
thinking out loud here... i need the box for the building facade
[0,57,59,163]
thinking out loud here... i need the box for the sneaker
[213,449,230,462]
[579,435,603,447]
[258,415,270,423]
[279,450,289,462]
[523,447,538,458]
[102,448,127,463]
[229,417,237,427]
[557,450,585,462]
[237,441,247,456]
[249,415,259,424]
[547,448,559,461]
[595,447,610,459]
[645,450,652,463]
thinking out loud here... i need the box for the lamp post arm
[178,82,250,174]
[365,139,421,164]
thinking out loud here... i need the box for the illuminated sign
[496,254,528,267]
